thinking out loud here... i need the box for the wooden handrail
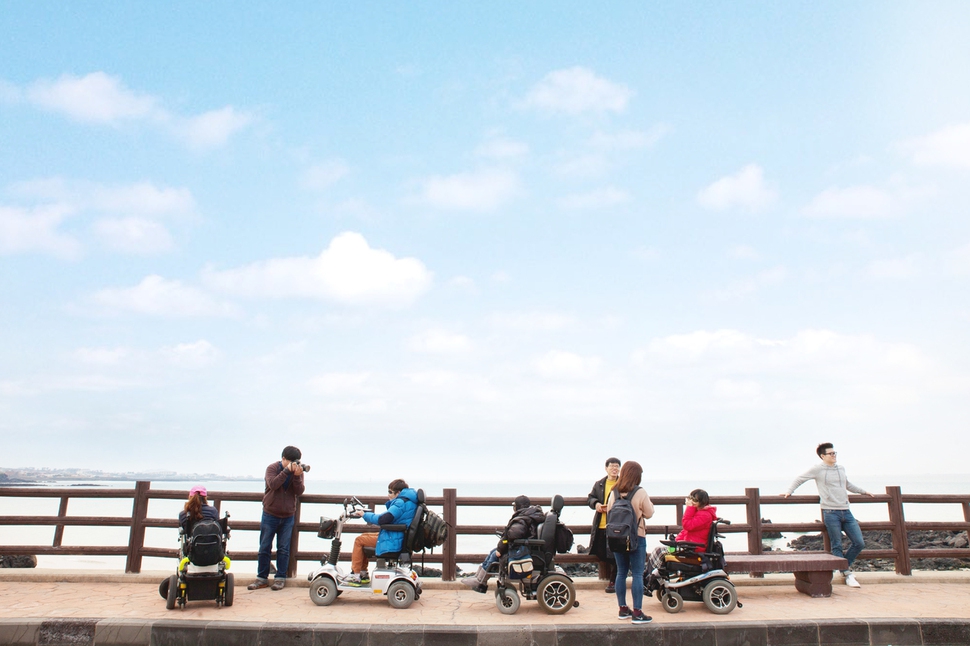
[2,482,968,578]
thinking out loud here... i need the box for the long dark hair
[183,493,206,521]
[615,461,643,495]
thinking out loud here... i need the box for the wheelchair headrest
[551,494,564,514]
[416,488,426,504]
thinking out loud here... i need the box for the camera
[293,460,311,473]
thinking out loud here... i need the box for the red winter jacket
[676,505,717,546]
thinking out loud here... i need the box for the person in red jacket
[644,489,716,595]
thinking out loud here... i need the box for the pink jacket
[676,505,717,546]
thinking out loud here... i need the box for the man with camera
[249,445,307,591]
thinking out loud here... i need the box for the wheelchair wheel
[661,590,683,614]
[702,579,737,615]
[158,577,169,600]
[537,574,576,615]
[309,576,338,606]
[387,581,416,609]
[165,575,179,610]
[223,573,234,607]
[495,587,520,615]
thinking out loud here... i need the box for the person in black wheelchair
[160,485,233,610]
[463,494,579,615]
[461,495,543,593]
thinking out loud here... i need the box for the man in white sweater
[784,443,874,588]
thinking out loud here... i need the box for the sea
[1,476,968,576]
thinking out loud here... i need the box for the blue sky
[2,2,969,485]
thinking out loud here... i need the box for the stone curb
[2,618,970,646]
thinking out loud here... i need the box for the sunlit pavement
[1,570,969,625]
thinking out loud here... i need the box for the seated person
[178,485,218,534]
[646,489,716,589]
[461,495,545,593]
[343,479,418,586]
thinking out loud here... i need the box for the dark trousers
[256,511,294,581]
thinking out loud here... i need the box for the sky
[2,2,969,487]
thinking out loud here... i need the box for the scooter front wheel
[309,576,338,606]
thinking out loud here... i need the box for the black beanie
[514,495,531,510]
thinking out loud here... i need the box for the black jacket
[587,476,613,542]
[496,505,545,555]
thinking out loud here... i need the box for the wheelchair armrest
[676,541,706,549]
[512,538,546,547]
[381,524,407,532]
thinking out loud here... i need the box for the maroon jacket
[262,461,305,518]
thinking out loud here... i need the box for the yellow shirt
[599,478,617,529]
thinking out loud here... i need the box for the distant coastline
[0,467,259,485]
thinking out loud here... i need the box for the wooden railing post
[287,498,301,578]
[745,488,763,555]
[887,485,912,575]
[442,488,457,581]
[745,488,764,578]
[52,496,69,547]
[125,481,151,573]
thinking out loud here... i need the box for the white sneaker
[844,572,861,588]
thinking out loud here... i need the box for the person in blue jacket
[343,479,418,586]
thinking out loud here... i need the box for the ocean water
[1,476,967,575]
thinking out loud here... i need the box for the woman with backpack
[605,461,655,623]
[178,485,218,534]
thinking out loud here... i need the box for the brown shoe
[247,580,269,590]
[271,580,286,591]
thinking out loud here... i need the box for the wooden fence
[1,483,968,580]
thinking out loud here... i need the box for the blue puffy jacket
[362,488,419,555]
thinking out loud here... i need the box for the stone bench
[724,553,849,597]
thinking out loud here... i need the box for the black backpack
[605,486,641,553]
[188,518,225,566]
[555,521,574,554]
[417,508,448,550]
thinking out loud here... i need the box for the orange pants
[351,532,378,573]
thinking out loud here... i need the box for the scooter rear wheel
[387,581,416,609]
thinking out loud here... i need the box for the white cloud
[475,136,529,159]
[408,329,472,354]
[534,350,602,380]
[553,154,610,179]
[176,106,254,151]
[10,178,195,217]
[727,245,760,260]
[161,340,219,368]
[0,204,80,257]
[93,217,174,254]
[74,347,131,365]
[94,275,238,317]
[419,168,519,212]
[446,275,477,292]
[522,67,632,114]
[489,311,574,331]
[865,255,920,280]
[802,185,895,219]
[300,159,350,191]
[202,231,433,307]
[588,125,670,151]
[309,372,372,396]
[710,266,787,301]
[898,122,970,170]
[945,243,970,275]
[17,72,252,149]
[558,187,630,210]
[25,72,159,123]
[697,164,777,212]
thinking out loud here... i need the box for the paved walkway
[1,570,969,625]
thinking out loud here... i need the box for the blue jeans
[481,549,500,571]
[613,538,647,611]
[822,509,865,570]
[256,512,295,581]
